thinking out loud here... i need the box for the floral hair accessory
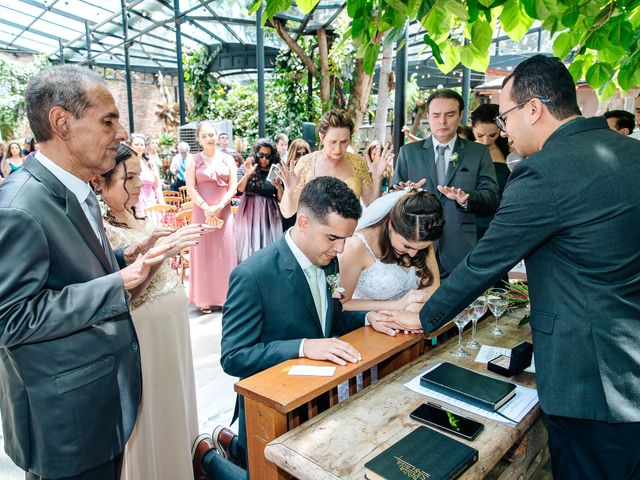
[450,152,460,168]
[97,195,109,218]
[326,273,345,299]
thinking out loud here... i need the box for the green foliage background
[0,56,49,142]
[183,43,322,149]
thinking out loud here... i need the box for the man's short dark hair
[426,89,464,113]
[299,176,361,224]
[604,110,635,134]
[503,54,581,121]
[25,65,106,142]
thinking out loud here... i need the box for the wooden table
[264,314,548,480]
[235,321,460,479]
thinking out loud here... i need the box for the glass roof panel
[32,19,83,40]
[65,0,117,22]
[1,1,43,17]
[0,6,37,26]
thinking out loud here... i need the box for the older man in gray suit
[0,66,169,480]
[377,55,640,479]
[392,90,499,277]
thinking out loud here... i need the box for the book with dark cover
[364,426,478,480]
[420,362,516,411]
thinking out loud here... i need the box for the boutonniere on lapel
[97,195,109,218]
[449,152,460,168]
[326,273,345,299]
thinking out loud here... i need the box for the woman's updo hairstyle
[377,189,445,288]
[318,109,354,137]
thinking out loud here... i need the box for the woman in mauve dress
[234,138,283,263]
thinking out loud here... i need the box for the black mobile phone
[410,403,484,440]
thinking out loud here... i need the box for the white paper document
[474,345,536,373]
[404,363,539,427]
[288,365,336,376]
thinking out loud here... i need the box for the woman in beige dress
[278,109,389,217]
[93,144,208,480]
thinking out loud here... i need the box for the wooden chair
[164,196,183,208]
[179,186,191,202]
[145,204,177,228]
[180,200,193,211]
[174,209,192,282]
[163,190,181,199]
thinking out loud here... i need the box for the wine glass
[450,305,474,357]
[487,288,509,336]
[465,295,487,349]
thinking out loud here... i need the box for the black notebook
[420,362,516,411]
[364,426,478,480]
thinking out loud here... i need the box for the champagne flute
[487,288,509,336]
[465,295,487,349]
[450,305,474,357]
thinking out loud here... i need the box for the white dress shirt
[35,151,104,244]
[284,229,328,357]
[432,134,458,172]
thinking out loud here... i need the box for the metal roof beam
[199,1,246,46]
[18,0,98,26]
[188,19,227,44]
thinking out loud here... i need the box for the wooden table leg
[244,397,290,480]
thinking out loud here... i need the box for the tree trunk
[373,44,394,144]
[317,29,331,106]
[347,58,374,147]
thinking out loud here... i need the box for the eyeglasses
[255,152,271,159]
[295,150,308,159]
[494,97,550,132]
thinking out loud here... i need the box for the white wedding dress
[352,232,419,301]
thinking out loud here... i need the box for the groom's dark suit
[0,157,141,479]
[392,136,498,276]
[221,235,366,453]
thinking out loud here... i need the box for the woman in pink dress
[131,133,164,218]
[186,120,238,313]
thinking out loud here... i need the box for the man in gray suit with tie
[377,55,640,479]
[0,65,168,480]
[192,177,396,479]
[392,90,499,277]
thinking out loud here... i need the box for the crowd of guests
[1,55,640,480]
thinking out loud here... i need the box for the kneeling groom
[195,176,395,479]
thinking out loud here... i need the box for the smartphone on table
[410,402,484,440]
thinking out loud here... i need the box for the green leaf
[385,0,408,19]
[568,60,584,83]
[296,0,319,14]
[596,80,617,101]
[561,6,579,28]
[265,0,292,20]
[470,20,493,51]
[552,32,576,60]
[500,0,535,42]
[541,16,560,35]
[437,40,461,74]
[609,18,634,49]
[422,5,451,36]
[363,43,380,75]
[586,62,614,89]
[618,54,640,90]
[246,0,262,15]
[424,33,444,64]
[460,43,490,72]
[442,0,469,20]
[382,25,408,49]
[477,0,494,6]
[585,28,608,50]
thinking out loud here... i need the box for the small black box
[487,342,533,377]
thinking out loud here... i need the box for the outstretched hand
[437,185,469,206]
[156,223,214,257]
[303,338,361,366]
[391,178,427,191]
[366,144,394,179]
[120,243,175,291]
[276,156,300,192]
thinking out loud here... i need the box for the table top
[264,313,537,480]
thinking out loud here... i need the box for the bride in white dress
[338,188,445,312]
[92,145,209,480]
